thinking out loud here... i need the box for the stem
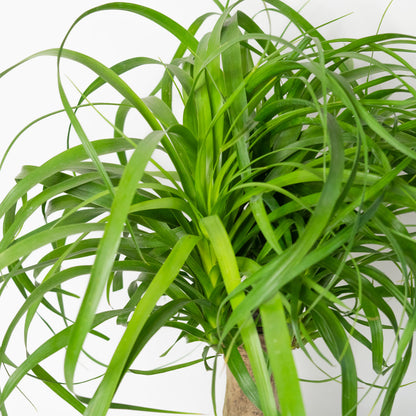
[223,339,279,416]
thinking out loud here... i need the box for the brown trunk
[222,342,278,416]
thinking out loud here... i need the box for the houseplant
[1,0,416,414]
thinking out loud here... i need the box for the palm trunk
[223,340,279,416]
[223,364,263,415]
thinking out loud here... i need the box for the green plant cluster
[2,1,416,415]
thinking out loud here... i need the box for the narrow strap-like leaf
[0,310,124,405]
[380,343,412,416]
[306,293,357,416]
[0,138,136,221]
[83,234,199,416]
[200,215,278,416]
[260,293,306,416]
[32,366,86,414]
[64,131,163,389]
[0,224,104,271]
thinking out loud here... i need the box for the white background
[1,1,416,415]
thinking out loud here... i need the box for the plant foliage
[2,1,416,415]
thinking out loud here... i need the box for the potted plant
[1,1,416,415]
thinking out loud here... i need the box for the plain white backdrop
[1,1,416,415]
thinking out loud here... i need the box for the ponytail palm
[2,1,416,415]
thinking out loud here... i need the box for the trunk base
[222,341,278,416]
[223,365,263,416]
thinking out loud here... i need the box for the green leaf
[0,138,135,222]
[83,234,199,416]
[200,215,277,416]
[380,344,412,416]
[260,293,305,416]
[222,113,346,337]
[31,366,86,414]
[64,131,164,389]
[0,224,104,271]
[305,292,357,416]
[0,309,124,405]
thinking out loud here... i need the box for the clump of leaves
[2,1,416,415]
